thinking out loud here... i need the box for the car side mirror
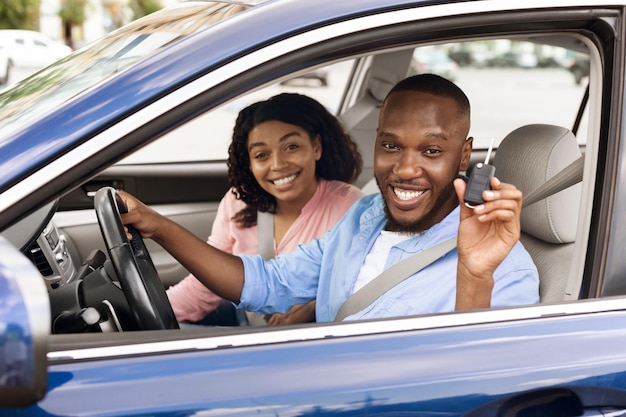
[0,236,49,407]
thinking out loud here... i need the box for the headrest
[493,124,582,244]
[367,67,398,103]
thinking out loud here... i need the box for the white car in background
[0,30,72,83]
[0,50,9,85]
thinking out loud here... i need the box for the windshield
[0,2,252,141]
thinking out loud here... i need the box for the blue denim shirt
[239,193,539,322]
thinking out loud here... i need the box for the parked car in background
[0,49,9,85]
[487,50,539,68]
[409,46,459,80]
[0,30,72,83]
[2,0,626,415]
[447,48,473,66]
[566,53,591,85]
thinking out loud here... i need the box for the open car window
[83,34,597,328]
[118,59,355,164]
[120,39,589,165]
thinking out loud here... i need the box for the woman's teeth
[273,174,297,186]
[394,188,424,200]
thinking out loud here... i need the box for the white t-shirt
[352,230,415,294]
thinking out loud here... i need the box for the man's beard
[382,182,457,235]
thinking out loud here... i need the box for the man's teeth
[394,188,424,200]
[273,174,297,186]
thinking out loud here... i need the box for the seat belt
[257,211,275,260]
[522,155,584,207]
[334,236,457,321]
[334,155,585,321]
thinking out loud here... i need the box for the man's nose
[394,151,423,178]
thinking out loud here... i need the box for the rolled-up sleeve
[238,237,326,314]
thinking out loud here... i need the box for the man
[121,74,539,322]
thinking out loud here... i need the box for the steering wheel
[94,187,179,330]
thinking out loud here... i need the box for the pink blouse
[166,179,365,322]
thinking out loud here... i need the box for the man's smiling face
[374,90,472,234]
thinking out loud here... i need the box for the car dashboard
[2,202,136,334]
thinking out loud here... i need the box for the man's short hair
[385,73,471,121]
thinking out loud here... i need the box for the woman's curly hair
[228,93,363,227]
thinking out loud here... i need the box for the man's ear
[460,136,473,171]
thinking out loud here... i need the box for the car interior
[2,26,600,344]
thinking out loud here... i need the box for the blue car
[2,0,626,415]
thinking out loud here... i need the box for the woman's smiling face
[247,120,321,208]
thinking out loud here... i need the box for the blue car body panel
[7,311,626,416]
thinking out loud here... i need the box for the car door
[4,1,626,415]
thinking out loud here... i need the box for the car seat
[493,124,583,303]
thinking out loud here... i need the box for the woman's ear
[314,134,323,160]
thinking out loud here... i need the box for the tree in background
[0,0,39,30]
[128,0,162,20]
[59,0,86,48]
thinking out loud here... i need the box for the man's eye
[382,143,398,150]
[424,149,441,155]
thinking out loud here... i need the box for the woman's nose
[270,152,288,170]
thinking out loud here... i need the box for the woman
[167,93,364,325]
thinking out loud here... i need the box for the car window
[0,3,253,141]
[120,39,589,165]
[411,40,589,150]
[118,60,355,164]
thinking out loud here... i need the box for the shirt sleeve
[166,276,224,322]
[206,190,238,253]
[239,238,325,314]
[490,241,540,308]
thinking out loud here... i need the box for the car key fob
[464,138,496,208]
[464,162,496,207]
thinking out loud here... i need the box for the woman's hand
[118,191,166,240]
[266,301,316,325]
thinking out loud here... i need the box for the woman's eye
[285,143,300,151]
[254,152,267,159]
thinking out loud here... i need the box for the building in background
[39,0,172,48]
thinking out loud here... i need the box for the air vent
[27,243,54,276]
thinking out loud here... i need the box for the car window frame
[3,2,623,352]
